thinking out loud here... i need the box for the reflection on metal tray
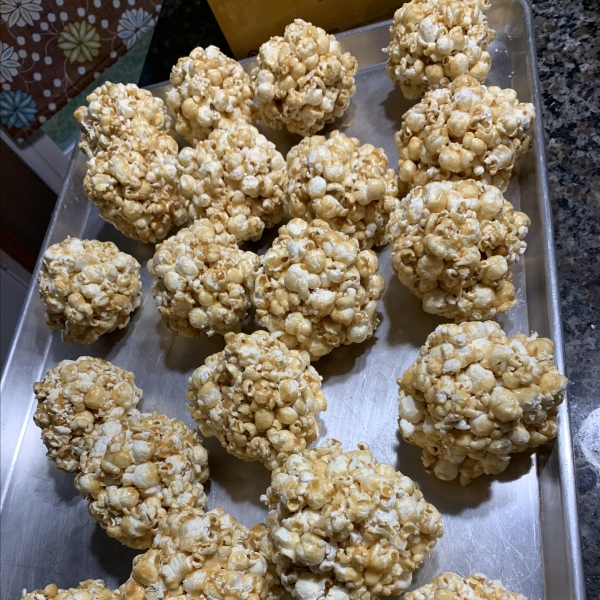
[0,2,585,599]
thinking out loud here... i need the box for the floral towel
[1,0,162,142]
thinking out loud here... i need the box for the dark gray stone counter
[532,0,600,600]
[532,1,599,598]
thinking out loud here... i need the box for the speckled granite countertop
[140,1,600,597]
[531,1,600,598]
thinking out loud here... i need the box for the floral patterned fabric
[0,0,161,141]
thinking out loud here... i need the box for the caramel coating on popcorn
[179,122,287,243]
[167,46,255,145]
[37,238,142,344]
[250,219,385,360]
[33,357,210,550]
[387,180,530,321]
[262,439,444,600]
[75,410,210,549]
[396,75,535,194]
[22,580,118,600]
[74,82,174,158]
[251,19,358,136]
[83,124,189,243]
[386,0,496,99]
[33,356,142,473]
[75,81,188,243]
[187,330,328,470]
[120,508,282,600]
[285,131,399,249]
[147,219,259,337]
[398,321,568,485]
[404,572,529,600]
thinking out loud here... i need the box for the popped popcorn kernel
[22,580,118,600]
[180,122,287,243]
[74,82,173,158]
[404,571,529,600]
[167,46,255,145]
[75,410,210,549]
[121,508,282,600]
[286,130,399,249]
[251,20,358,136]
[386,180,530,321]
[147,219,259,337]
[396,75,535,193]
[33,356,142,473]
[34,358,210,549]
[250,219,385,360]
[187,330,327,470]
[37,238,142,344]
[83,127,188,244]
[386,0,496,99]
[398,321,568,485]
[263,439,444,600]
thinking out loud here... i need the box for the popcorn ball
[396,75,535,194]
[75,409,210,549]
[37,238,142,344]
[285,131,399,249]
[404,572,529,600]
[263,439,444,600]
[167,45,255,145]
[386,0,496,99]
[187,330,328,470]
[147,219,259,337]
[74,82,174,158]
[398,321,568,485]
[83,123,189,243]
[22,580,118,600]
[251,19,358,136]
[120,508,282,600]
[250,219,385,360]
[179,122,287,243]
[33,356,142,473]
[387,180,530,321]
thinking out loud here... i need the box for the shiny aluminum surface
[0,2,585,599]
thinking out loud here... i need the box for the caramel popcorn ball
[386,0,496,99]
[22,580,118,600]
[33,356,142,473]
[404,572,529,600]
[285,131,399,249]
[387,180,530,321]
[251,19,358,136]
[250,219,385,360]
[33,357,210,550]
[74,82,174,158]
[37,238,142,344]
[179,122,287,243]
[263,440,444,600]
[75,409,210,549]
[83,123,188,243]
[398,321,568,485]
[147,219,259,337]
[396,75,535,194]
[121,508,281,600]
[167,46,255,145]
[187,330,328,470]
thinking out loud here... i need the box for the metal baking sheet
[0,2,585,599]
